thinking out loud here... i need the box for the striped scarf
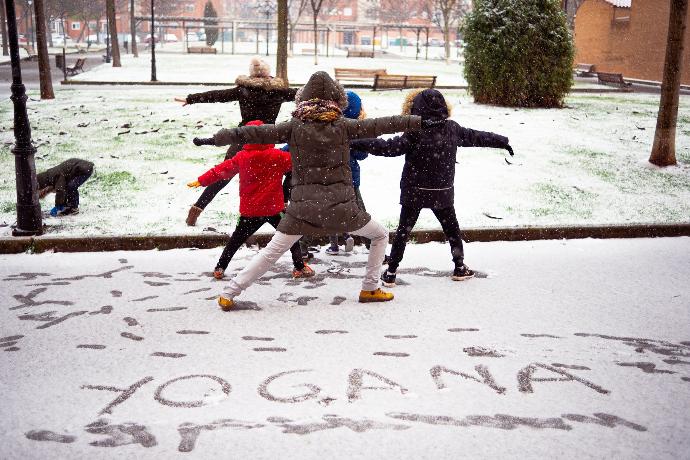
[292,98,342,122]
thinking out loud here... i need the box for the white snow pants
[223,219,389,298]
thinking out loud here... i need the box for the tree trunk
[33,0,54,98]
[443,17,451,63]
[649,0,688,167]
[276,0,288,82]
[313,15,318,65]
[130,0,138,57]
[106,0,121,67]
[0,0,9,56]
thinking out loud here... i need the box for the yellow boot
[359,288,394,303]
[218,296,234,311]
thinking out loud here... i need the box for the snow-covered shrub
[462,0,574,108]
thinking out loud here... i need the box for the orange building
[574,0,690,84]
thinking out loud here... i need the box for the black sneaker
[381,269,396,287]
[58,207,79,216]
[452,264,475,281]
[382,254,391,265]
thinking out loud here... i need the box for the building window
[612,7,630,24]
[71,22,81,30]
[185,4,195,13]
[343,7,352,16]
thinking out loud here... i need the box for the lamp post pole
[4,0,43,236]
[105,14,111,63]
[150,0,156,81]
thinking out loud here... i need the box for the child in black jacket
[350,89,513,285]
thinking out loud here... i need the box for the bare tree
[287,0,308,54]
[649,0,688,167]
[130,0,137,56]
[1,0,9,55]
[425,0,471,63]
[34,0,54,98]
[309,0,324,64]
[106,0,121,66]
[277,0,288,81]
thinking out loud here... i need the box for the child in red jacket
[188,120,314,280]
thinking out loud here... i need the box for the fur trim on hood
[401,88,453,116]
[295,71,349,109]
[235,75,289,90]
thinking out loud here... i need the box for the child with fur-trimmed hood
[193,71,422,309]
[179,58,297,226]
[350,88,514,285]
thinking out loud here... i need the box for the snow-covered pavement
[1,237,689,459]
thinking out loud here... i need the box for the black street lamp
[4,0,43,236]
[105,16,111,63]
[150,0,156,81]
[27,0,34,49]
[255,0,276,57]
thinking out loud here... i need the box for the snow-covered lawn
[1,238,689,458]
[71,53,469,86]
[0,86,689,237]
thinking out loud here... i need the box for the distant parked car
[164,33,178,42]
[18,34,27,44]
[144,34,159,44]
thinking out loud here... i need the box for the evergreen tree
[204,1,219,46]
[463,0,574,108]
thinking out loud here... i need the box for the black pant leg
[216,216,268,270]
[432,206,464,267]
[195,180,230,209]
[388,206,422,272]
[267,214,305,270]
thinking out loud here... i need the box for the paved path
[1,238,689,459]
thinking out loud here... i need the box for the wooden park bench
[334,68,387,83]
[373,74,437,91]
[301,48,316,55]
[65,58,87,76]
[597,71,632,89]
[574,63,596,77]
[187,46,217,54]
[347,49,374,58]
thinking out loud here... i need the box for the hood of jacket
[401,88,452,119]
[295,71,348,109]
[235,75,288,91]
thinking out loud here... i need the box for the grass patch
[566,147,610,159]
[582,157,690,193]
[0,201,15,213]
[530,182,596,219]
[91,171,137,190]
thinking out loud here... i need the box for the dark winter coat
[198,127,291,217]
[211,71,421,236]
[350,89,509,209]
[186,75,297,126]
[36,158,94,207]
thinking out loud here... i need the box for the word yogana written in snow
[75,363,610,417]
[22,364,647,452]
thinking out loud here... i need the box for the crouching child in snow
[188,120,314,287]
[37,158,94,217]
[326,90,370,255]
[193,71,422,310]
[350,89,514,285]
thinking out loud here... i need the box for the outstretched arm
[195,157,240,187]
[349,134,414,158]
[212,122,292,147]
[346,115,421,140]
[185,87,242,105]
[451,122,510,150]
